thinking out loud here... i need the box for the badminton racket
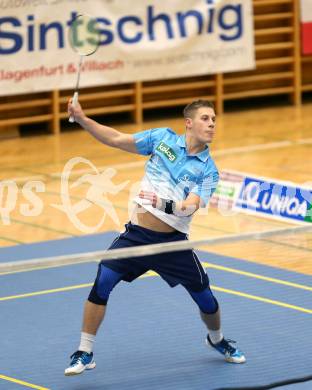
[68,14,100,123]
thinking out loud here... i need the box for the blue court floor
[0,232,312,390]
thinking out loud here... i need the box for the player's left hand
[139,190,159,208]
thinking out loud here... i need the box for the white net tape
[1,225,312,273]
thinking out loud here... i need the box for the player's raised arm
[68,99,138,154]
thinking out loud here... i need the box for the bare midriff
[131,204,177,233]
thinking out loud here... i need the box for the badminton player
[65,99,246,375]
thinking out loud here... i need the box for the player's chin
[204,135,214,143]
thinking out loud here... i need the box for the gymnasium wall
[0,0,311,137]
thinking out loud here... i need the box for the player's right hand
[68,98,85,124]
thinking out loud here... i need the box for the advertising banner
[234,176,312,224]
[212,170,312,225]
[210,170,244,209]
[0,0,255,96]
[300,0,312,55]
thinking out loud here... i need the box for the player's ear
[185,117,192,129]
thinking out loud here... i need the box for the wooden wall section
[0,0,311,136]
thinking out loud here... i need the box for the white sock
[78,332,95,354]
[209,329,223,344]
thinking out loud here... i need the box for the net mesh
[1,225,311,274]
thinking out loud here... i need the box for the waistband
[126,222,187,239]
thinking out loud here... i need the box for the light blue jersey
[133,127,219,233]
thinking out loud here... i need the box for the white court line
[213,140,292,156]
[1,224,311,274]
[50,160,146,178]
[50,140,299,175]
[1,175,46,183]
[297,138,312,145]
[48,138,312,182]
[4,137,312,183]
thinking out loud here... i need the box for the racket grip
[69,91,79,123]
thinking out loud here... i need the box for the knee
[88,265,122,305]
[187,287,219,314]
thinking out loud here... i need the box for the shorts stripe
[192,251,204,285]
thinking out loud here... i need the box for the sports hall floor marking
[0,374,49,390]
[4,175,46,183]
[0,283,93,301]
[297,138,312,145]
[44,189,128,212]
[202,262,312,292]
[263,237,312,254]
[1,267,311,314]
[8,218,76,237]
[0,236,24,245]
[0,262,88,276]
[211,286,312,314]
[212,140,292,156]
[0,186,128,246]
[5,137,312,184]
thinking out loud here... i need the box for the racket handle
[69,91,79,123]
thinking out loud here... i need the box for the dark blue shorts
[101,222,209,292]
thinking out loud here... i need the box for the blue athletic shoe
[206,335,246,363]
[64,350,96,376]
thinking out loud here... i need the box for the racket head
[68,14,100,56]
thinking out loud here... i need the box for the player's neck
[185,134,207,155]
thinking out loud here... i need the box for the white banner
[300,0,312,22]
[0,0,255,96]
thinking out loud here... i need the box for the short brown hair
[183,100,215,119]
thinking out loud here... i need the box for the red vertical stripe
[301,22,312,55]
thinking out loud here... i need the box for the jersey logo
[156,142,177,162]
